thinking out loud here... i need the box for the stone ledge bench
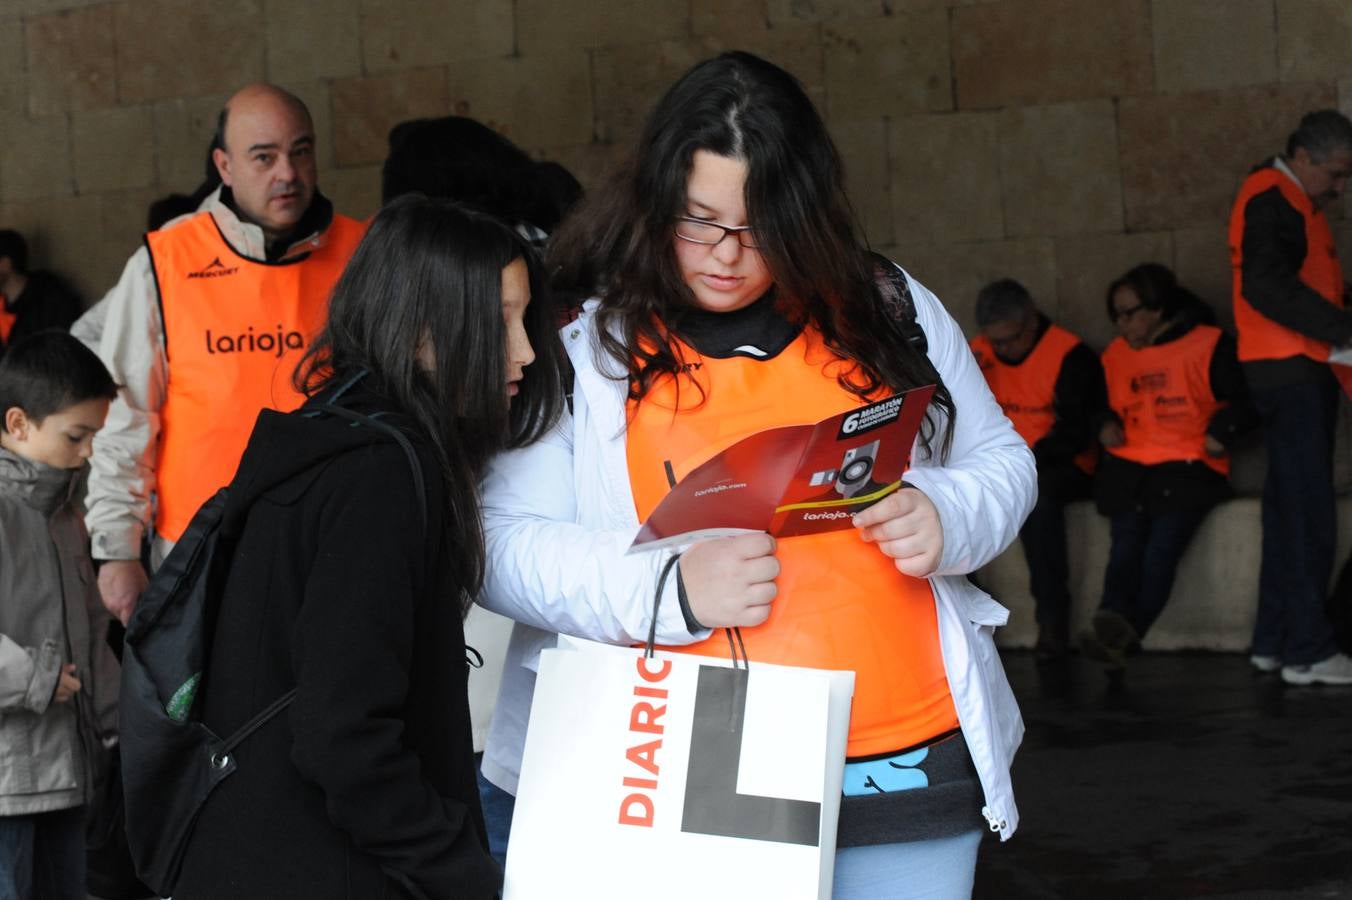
[981,496,1352,651]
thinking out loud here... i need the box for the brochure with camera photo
[628,385,936,552]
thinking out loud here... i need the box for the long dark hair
[549,51,954,458]
[296,195,567,598]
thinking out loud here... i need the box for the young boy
[0,330,120,899]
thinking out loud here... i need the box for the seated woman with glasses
[1081,262,1257,671]
[477,51,1036,898]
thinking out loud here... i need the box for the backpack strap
[869,251,927,356]
[313,403,428,533]
[213,686,298,769]
[306,368,427,530]
[214,403,430,760]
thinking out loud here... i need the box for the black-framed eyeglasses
[1112,303,1146,322]
[674,216,759,249]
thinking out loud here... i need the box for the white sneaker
[1281,652,1352,686]
[1249,654,1281,673]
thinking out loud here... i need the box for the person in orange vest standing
[78,84,365,626]
[970,279,1105,661]
[1230,110,1352,686]
[1081,264,1256,671]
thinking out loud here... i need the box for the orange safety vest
[626,329,959,758]
[147,210,366,541]
[1101,324,1227,476]
[1229,166,1344,363]
[971,323,1096,475]
[0,296,14,345]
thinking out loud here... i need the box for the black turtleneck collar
[220,187,335,262]
[668,292,803,361]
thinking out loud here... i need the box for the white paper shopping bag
[504,638,854,900]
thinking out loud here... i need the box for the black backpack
[118,403,425,896]
[869,252,928,356]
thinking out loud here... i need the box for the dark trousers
[0,807,86,900]
[1250,377,1340,665]
[1021,467,1090,638]
[1021,496,1073,636]
[1100,507,1211,639]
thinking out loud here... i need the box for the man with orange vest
[971,279,1105,660]
[79,84,365,625]
[1229,109,1352,686]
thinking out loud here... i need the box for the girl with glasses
[479,52,1035,898]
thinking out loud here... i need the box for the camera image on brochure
[629,385,936,552]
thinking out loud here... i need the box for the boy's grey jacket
[0,448,119,815]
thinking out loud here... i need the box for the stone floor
[93,649,1350,899]
[973,651,1352,899]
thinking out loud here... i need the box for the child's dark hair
[0,331,118,428]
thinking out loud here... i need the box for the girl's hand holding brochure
[678,533,780,628]
[854,487,945,578]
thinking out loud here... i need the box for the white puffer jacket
[478,265,1035,840]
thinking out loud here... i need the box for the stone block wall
[5,1,1352,647]
[2,0,1352,347]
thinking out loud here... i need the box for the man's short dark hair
[0,229,28,275]
[211,107,228,156]
[1286,109,1352,162]
[0,331,118,428]
[975,278,1035,328]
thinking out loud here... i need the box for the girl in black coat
[172,196,567,899]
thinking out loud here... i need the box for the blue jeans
[475,758,516,869]
[833,829,983,899]
[1250,378,1340,665]
[0,808,86,900]
[1100,507,1211,639]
